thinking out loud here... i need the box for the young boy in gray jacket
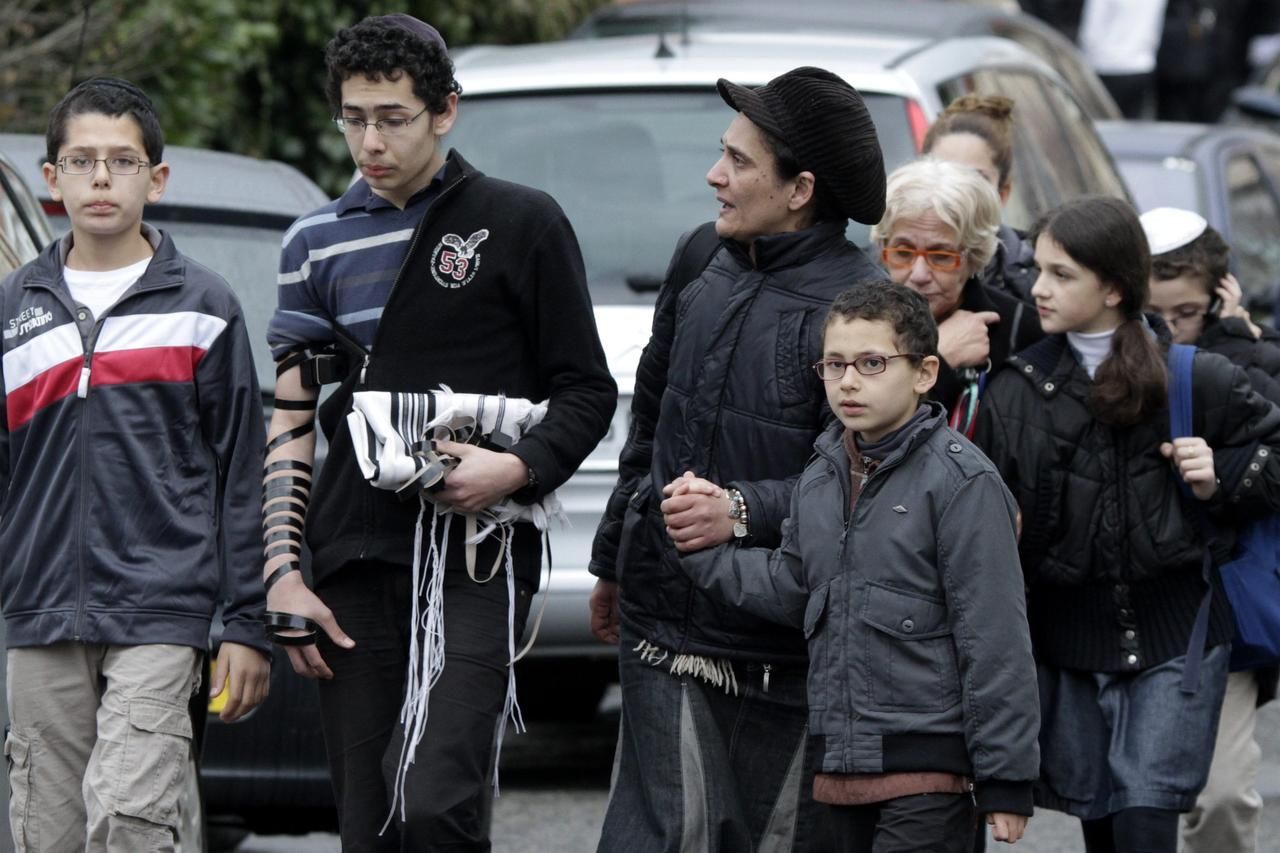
[670,280,1039,851]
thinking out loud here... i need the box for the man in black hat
[261,14,616,852]
[589,66,886,852]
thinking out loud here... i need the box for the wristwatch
[726,488,750,539]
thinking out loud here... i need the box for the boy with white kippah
[1141,205,1280,853]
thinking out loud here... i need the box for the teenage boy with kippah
[1,77,269,851]
[589,66,887,851]
[261,14,615,851]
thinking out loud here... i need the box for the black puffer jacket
[1199,316,1280,402]
[979,224,1037,303]
[590,220,881,663]
[974,333,1280,672]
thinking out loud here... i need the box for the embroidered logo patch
[430,229,490,289]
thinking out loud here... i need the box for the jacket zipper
[762,663,771,693]
[44,274,180,639]
[353,173,469,560]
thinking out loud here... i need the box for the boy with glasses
[675,281,1039,853]
[262,15,615,851]
[0,77,270,851]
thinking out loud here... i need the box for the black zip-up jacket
[929,276,1042,412]
[1199,315,1280,402]
[0,226,268,653]
[308,151,616,587]
[589,220,881,663]
[681,409,1039,815]
[979,224,1037,303]
[974,333,1280,672]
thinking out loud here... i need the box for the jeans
[315,560,533,853]
[596,628,826,853]
[1035,645,1229,820]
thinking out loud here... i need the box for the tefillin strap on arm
[262,374,320,645]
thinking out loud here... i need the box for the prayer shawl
[346,387,564,826]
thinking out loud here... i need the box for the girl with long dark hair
[974,196,1280,853]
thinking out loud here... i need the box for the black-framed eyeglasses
[813,354,923,381]
[334,106,429,137]
[57,156,151,175]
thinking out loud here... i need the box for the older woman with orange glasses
[872,158,1042,435]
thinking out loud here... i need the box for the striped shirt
[266,167,445,361]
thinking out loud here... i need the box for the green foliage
[2,0,610,195]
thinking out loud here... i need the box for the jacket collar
[27,223,184,293]
[725,219,851,273]
[814,399,948,471]
[1008,312,1171,399]
[334,149,480,216]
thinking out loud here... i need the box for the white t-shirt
[62,256,152,321]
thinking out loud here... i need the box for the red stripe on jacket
[6,346,207,429]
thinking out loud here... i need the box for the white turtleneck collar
[1066,327,1119,379]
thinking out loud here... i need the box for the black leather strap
[263,563,299,592]
[264,611,318,646]
[266,423,315,455]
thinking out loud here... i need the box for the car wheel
[174,749,207,853]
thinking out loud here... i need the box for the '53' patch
[430,229,490,289]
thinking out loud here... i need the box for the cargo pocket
[803,583,831,712]
[111,696,194,828]
[6,731,33,852]
[862,583,961,712]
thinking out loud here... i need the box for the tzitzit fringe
[633,639,739,695]
[381,498,528,833]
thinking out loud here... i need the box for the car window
[939,70,1127,231]
[1225,153,1280,300]
[447,90,915,304]
[160,221,285,392]
[989,22,1118,120]
[1113,157,1202,214]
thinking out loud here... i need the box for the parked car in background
[1097,120,1280,314]
[568,0,1122,121]
[0,149,53,275]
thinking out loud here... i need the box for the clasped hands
[660,470,735,553]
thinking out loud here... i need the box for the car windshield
[447,90,915,304]
[161,221,283,392]
[1115,159,1202,214]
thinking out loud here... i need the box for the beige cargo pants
[5,643,201,853]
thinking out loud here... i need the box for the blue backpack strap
[1166,343,1214,693]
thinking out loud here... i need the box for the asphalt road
[237,690,1280,853]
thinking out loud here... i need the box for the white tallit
[346,387,564,828]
